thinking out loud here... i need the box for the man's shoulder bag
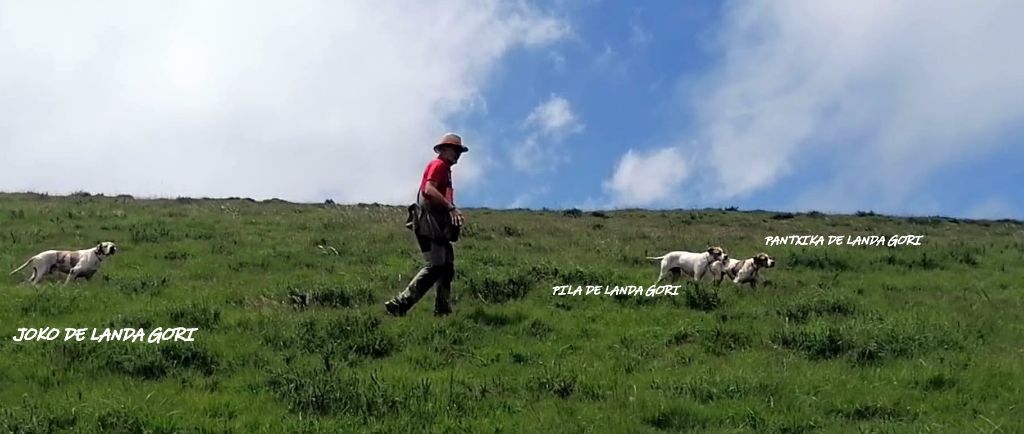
[405,190,460,243]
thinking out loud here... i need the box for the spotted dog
[647,247,727,285]
[10,242,118,285]
[712,253,775,288]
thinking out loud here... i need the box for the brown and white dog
[711,253,775,288]
[647,246,727,284]
[10,242,118,285]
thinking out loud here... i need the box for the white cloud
[681,1,1024,213]
[509,9,571,46]
[524,94,583,138]
[0,1,567,203]
[548,51,568,73]
[594,44,628,78]
[507,186,549,209]
[511,94,583,171]
[603,147,688,207]
[629,8,652,48]
[566,195,615,212]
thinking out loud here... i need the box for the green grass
[1,192,1022,433]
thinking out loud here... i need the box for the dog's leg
[670,268,683,284]
[722,268,734,285]
[747,270,759,289]
[64,268,80,285]
[655,259,677,285]
[693,266,707,283]
[654,268,672,286]
[653,275,664,286]
[30,267,46,285]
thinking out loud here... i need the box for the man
[385,132,468,317]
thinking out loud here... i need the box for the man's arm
[423,181,464,226]
[423,181,454,210]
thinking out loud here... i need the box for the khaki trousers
[390,235,454,314]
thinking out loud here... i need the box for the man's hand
[449,208,465,227]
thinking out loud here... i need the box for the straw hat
[433,132,469,153]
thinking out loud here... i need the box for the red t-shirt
[419,157,453,203]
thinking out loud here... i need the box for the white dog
[711,253,775,288]
[10,242,118,285]
[647,246,727,285]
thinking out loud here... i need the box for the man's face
[441,146,463,164]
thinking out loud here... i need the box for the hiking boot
[384,300,407,317]
[433,304,452,317]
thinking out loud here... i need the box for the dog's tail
[9,258,31,275]
[646,255,667,260]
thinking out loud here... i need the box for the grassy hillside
[1,192,1022,433]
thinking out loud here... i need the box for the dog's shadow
[14,275,96,287]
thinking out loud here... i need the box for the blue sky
[451,1,1024,219]
[456,2,722,209]
[1,1,1021,219]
